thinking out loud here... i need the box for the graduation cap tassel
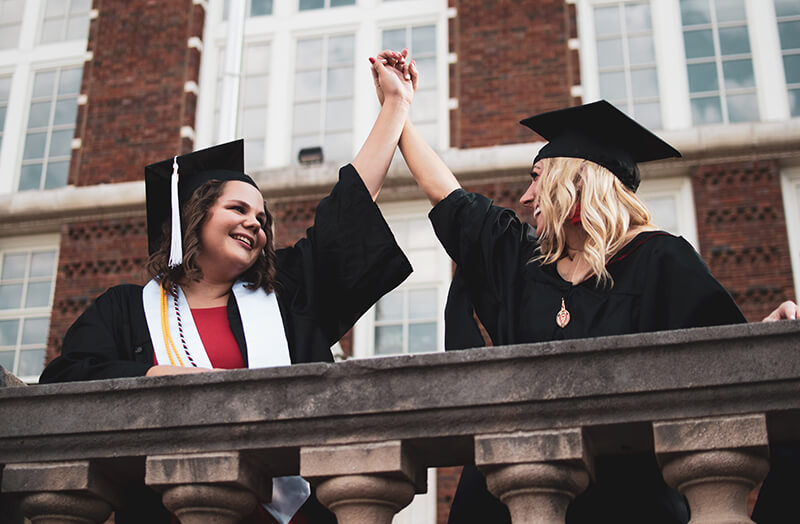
[168,156,183,268]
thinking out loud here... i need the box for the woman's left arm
[351,52,415,200]
[763,301,799,321]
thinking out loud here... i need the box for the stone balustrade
[1,321,800,523]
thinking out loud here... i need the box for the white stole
[142,279,308,524]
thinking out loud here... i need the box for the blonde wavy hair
[534,157,653,286]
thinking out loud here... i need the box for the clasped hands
[369,48,418,106]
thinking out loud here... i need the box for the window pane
[241,107,267,137]
[680,0,711,25]
[245,45,270,74]
[628,36,655,65]
[298,0,324,10]
[2,0,25,20]
[0,27,20,49]
[71,0,91,12]
[778,21,800,50]
[691,96,723,124]
[22,317,49,345]
[376,291,403,321]
[715,0,746,23]
[722,58,755,89]
[245,138,264,168]
[383,29,406,51]
[296,39,323,69]
[789,88,800,117]
[415,57,436,88]
[646,195,679,230]
[294,70,321,101]
[33,72,56,98]
[49,129,74,157]
[44,161,70,189]
[45,0,67,17]
[375,325,403,355]
[0,284,23,309]
[30,252,56,278]
[727,92,759,122]
[322,132,351,160]
[408,322,436,353]
[327,67,353,97]
[25,131,48,160]
[250,0,272,16]
[325,99,352,131]
[631,68,659,98]
[243,76,269,106]
[293,102,321,134]
[597,39,624,68]
[330,0,354,6]
[2,254,26,280]
[66,15,89,40]
[634,101,662,130]
[18,165,42,191]
[718,26,750,56]
[328,35,354,65]
[599,71,627,100]
[0,77,11,101]
[28,102,52,129]
[594,5,621,36]
[408,288,437,319]
[58,68,83,95]
[684,29,715,59]
[687,62,719,92]
[53,98,78,126]
[0,351,13,371]
[775,0,800,17]
[412,25,436,54]
[625,2,651,31]
[25,281,52,308]
[17,348,45,377]
[40,19,64,43]
[410,89,437,122]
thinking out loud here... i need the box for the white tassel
[168,156,183,268]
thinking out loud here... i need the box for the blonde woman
[373,51,798,524]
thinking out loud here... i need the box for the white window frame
[576,0,793,130]
[0,233,60,384]
[638,175,699,248]
[195,0,450,167]
[781,167,800,300]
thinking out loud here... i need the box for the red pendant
[556,297,570,328]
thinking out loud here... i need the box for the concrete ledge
[653,414,769,454]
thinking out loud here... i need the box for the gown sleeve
[274,164,412,356]
[637,235,746,331]
[39,285,153,383]
[428,189,537,349]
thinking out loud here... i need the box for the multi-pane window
[0,0,24,49]
[292,34,354,163]
[298,0,355,11]
[216,43,271,168]
[639,177,699,248]
[0,75,10,149]
[593,1,661,129]
[680,0,758,124]
[20,66,82,191]
[39,0,91,44]
[382,24,439,144]
[0,248,57,382]
[223,0,272,19]
[774,0,800,117]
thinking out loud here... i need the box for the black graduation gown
[39,164,412,523]
[429,189,747,524]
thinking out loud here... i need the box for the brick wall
[449,0,577,149]
[692,160,795,321]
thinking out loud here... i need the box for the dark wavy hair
[145,179,277,293]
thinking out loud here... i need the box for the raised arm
[351,55,414,200]
[372,49,461,206]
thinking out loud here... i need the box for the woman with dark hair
[373,50,797,524]
[39,56,415,523]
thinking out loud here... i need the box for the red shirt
[190,306,245,369]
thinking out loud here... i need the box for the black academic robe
[39,164,412,523]
[429,189,747,524]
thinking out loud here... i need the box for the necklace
[158,283,198,367]
[556,256,583,329]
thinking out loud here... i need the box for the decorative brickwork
[270,199,321,249]
[692,160,795,322]
[449,0,576,149]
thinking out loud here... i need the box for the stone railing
[1,321,799,524]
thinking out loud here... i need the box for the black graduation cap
[144,139,258,265]
[520,100,681,192]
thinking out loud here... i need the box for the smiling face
[195,180,268,284]
[520,161,545,236]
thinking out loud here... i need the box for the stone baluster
[654,414,770,524]
[301,440,423,524]
[475,428,591,524]
[1,460,121,524]
[145,451,271,524]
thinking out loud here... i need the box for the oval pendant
[556,297,570,328]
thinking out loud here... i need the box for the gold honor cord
[160,285,185,366]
